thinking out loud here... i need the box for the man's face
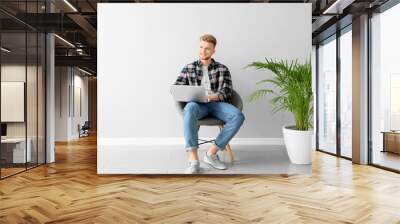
[199,41,215,61]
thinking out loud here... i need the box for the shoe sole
[185,167,201,174]
[203,156,227,170]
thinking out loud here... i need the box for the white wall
[55,67,89,141]
[74,73,89,133]
[98,3,311,173]
[55,67,69,141]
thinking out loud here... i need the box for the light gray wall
[98,3,311,173]
[98,3,311,143]
[55,67,69,141]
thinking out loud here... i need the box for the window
[339,28,352,158]
[317,36,337,154]
[370,3,400,171]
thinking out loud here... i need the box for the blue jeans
[183,101,245,151]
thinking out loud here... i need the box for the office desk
[381,131,400,154]
[1,138,32,163]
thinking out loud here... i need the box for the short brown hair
[200,34,217,47]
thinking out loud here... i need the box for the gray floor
[122,145,312,174]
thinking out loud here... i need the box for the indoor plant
[246,58,313,164]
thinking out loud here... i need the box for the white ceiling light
[54,34,75,48]
[63,0,78,12]
[323,0,355,14]
[1,47,11,53]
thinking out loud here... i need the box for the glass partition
[38,32,45,165]
[27,31,38,169]
[370,3,400,171]
[317,36,337,155]
[0,1,46,179]
[339,28,352,158]
[0,31,28,177]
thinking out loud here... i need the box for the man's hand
[207,94,219,102]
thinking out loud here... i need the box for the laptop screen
[1,123,7,137]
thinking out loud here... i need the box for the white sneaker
[203,152,227,170]
[185,160,200,174]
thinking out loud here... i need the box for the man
[174,34,245,174]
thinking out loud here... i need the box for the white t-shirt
[202,66,212,94]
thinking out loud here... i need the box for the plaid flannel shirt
[174,59,233,102]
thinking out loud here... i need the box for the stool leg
[226,144,234,163]
[218,125,234,163]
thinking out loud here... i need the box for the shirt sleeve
[217,66,233,101]
[174,66,189,85]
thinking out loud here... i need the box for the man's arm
[174,66,189,85]
[216,67,233,101]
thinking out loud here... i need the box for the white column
[45,0,56,163]
[46,33,55,163]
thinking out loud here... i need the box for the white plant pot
[282,125,313,164]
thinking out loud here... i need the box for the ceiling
[0,0,391,75]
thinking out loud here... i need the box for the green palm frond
[255,79,280,86]
[246,57,313,131]
[246,89,273,103]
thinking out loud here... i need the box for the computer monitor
[1,123,7,137]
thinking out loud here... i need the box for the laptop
[170,85,208,103]
[1,123,6,140]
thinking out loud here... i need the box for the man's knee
[183,102,199,116]
[235,112,245,125]
[226,110,245,125]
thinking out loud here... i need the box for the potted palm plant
[246,58,313,164]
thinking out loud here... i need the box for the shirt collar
[197,58,216,68]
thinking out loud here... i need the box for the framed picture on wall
[1,81,25,122]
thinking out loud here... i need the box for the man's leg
[208,102,245,153]
[183,101,208,161]
[201,102,244,170]
[183,102,208,174]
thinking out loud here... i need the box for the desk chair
[175,90,243,163]
[78,121,90,138]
